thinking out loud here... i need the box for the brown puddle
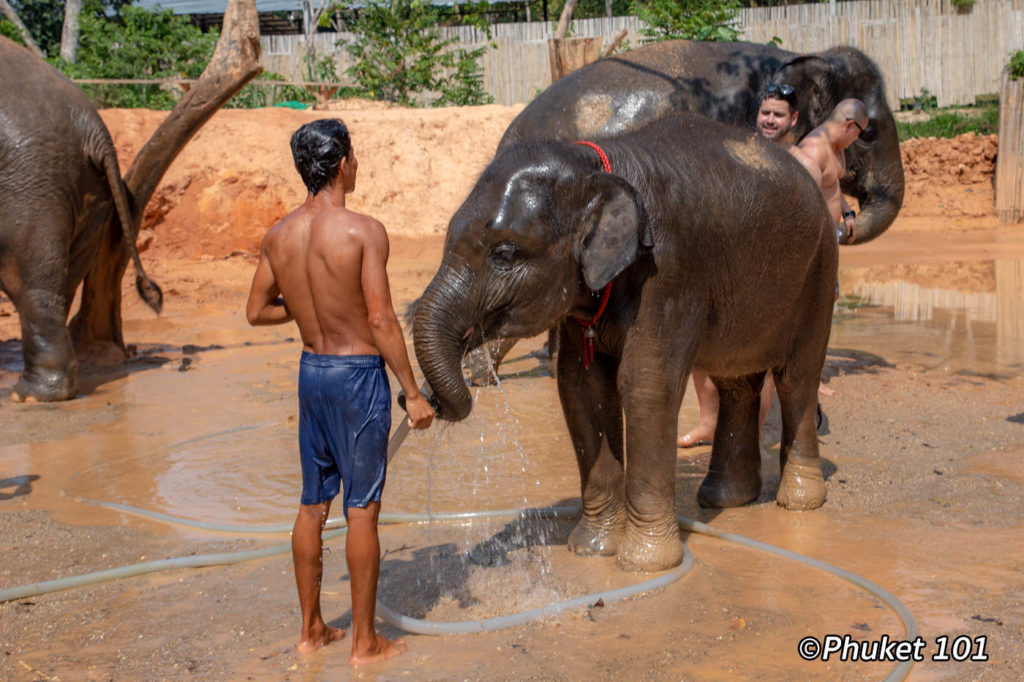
[2,228,1024,679]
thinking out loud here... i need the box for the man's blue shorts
[297,352,391,517]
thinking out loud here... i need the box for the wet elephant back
[500,40,792,149]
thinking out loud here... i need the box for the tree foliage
[1011,49,1024,81]
[634,0,741,43]
[0,18,24,44]
[3,0,132,56]
[54,5,218,109]
[340,0,492,107]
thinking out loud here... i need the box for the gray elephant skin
[413,114,838,572]
[501,39,904,245]
[0,37,161,402]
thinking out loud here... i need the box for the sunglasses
[764,82,795,96]
[847,118,867,136]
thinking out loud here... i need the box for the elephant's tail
[100,148,163,315]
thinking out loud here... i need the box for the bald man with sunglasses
[797,98,870,245]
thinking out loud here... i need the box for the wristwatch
[842,210,856,219]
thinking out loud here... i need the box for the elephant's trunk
[413,265,476,422]
[847,149,905,244]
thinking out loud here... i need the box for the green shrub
[633,0,741,43]
[1010,50,1024,81]
[0,19,25,45]
[341,0,492,107]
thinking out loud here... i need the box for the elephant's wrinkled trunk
[413,265,476,422]
[849,165,905,244]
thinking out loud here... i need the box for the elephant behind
[500,39,904,245]
[414,114,838,572]
[0,37,161,402]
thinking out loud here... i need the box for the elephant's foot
[615,523,685,573]
[567,511,625,557]
[12,372,77,402]
[776,454,826,510]
[696,468,761,508]
[75,340,129,367]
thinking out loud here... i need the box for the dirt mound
[101,103,524,258]
[100,105,1000,258]
[899,133,998,219]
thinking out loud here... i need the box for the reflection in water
[836,258,1024,376]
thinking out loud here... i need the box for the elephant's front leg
[557,325,626,557]
[616,348,687,572]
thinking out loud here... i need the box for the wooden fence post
[547,36,603,84]
[996,73,1024,223]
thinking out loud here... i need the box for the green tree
[2,0,132,56]
[341,0,492,107]
[634,0,741,43]
[55,5,218,109]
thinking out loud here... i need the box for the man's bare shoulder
[324,207,388,248]
[262,206,308,250]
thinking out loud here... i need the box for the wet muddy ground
[2,223,1023,681]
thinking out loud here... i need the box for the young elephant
[413,114,838,572]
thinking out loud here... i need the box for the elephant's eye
[490,241,519,269]
[857,122,878,143]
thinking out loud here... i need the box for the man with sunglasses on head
[797,98,870,245]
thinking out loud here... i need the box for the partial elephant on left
[0,37,162,402]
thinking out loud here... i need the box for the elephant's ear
[577,173,650,291]
[773,55,833,133]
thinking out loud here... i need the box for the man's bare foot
[296,626,346,654]
[349,635,407,666]
[678,427,713,449]
[818,381,835,397]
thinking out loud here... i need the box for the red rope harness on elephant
[572,140,614,369]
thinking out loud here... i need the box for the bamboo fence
[261,0,1024,107]
[996,73,1024,222]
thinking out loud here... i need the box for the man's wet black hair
[290,119,352,195]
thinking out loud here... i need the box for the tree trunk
[60,0,81,63]
[0,0,44,58]
[70,0,263,349]
[554,0,578,40]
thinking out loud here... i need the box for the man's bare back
[258,203,383,356]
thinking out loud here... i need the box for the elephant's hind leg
[773,367,826,510]
[697,373,765,508]
[8,285,77,402]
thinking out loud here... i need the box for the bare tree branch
[0,0,45,58]
[124,0,263,220]
[604,28,628,58]
[70,0,263,348]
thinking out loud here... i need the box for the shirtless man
[246,118,434,665]
[679,83,824,448]
[797,98,868,245]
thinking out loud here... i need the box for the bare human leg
[759,372,775,441]
[678,370,718,448]
[293,501,346,654]
[347,502,406,666]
